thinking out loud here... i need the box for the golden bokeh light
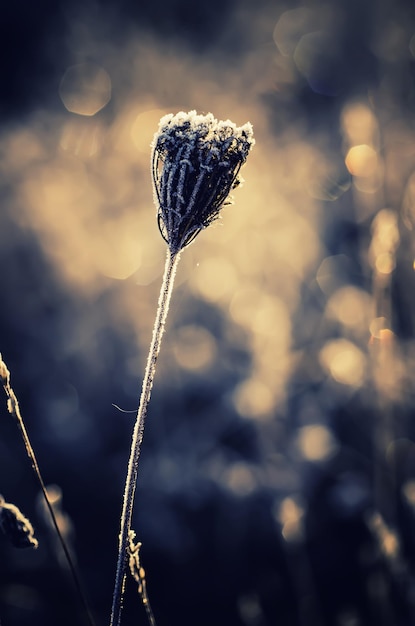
[189,256,239,303]
[276,497,304,542]
[233,376,276,420]
[171,325,217,372]
[369,209,400,274]
[402,480,415,507]
[316,255,352,295]
[345,144,378,178]
[341,102,378,146]
[296,424,338,462]
[368,512,399,559]
[319,339,366,387]
[229,285,292,415]
[230,288,290,342]
[375,252,396,275]
[60,117,105,158]
[222,462,257,496]
[371,209,400,248]
[2,31,326,428]
[2,128,48,173]
[341,103,383,200]
[3,4,415,623]
[369,323,404,400]
[17,155,152,285]
[403,171,415,231]
[369,316,388,339]
[59,62,112,116]
[131,108,167,152]
[326,286,373,333]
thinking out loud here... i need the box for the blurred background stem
[0,354,96,626]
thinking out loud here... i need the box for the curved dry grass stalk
[0,353,96,626]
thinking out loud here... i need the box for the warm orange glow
[403,480,415,507]
[319,339,366,387]
[222,463,257,496]
[345,144,378,177]
[326,286,373,333]
[296,425,337,461]
[131,109,167,152]
[190,257,238,303]
[4,32,325,422]
[369,209,400,274]
[3,6,415,622]
[233,377,275,420]
[369,316,388,339]
[371,209,400,250]
[172,325,217,371]
[276,497,304,541]
[368,513,399,559]
[341,103,378,146]
[375,252,395,274]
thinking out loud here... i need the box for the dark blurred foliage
[2,1,415,626]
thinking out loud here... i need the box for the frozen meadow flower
[111,111,253,626]
[151,110,254,254]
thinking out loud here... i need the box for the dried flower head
[152,110,254,253]
[0,495,38,549]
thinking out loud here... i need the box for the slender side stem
[128,530,157,626]
[110,248,180,626]
[0,357,96,626]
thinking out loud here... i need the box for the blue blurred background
[2,0,415,625]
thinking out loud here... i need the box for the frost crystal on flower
[151,110,254,253]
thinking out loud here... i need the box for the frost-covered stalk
[110,111,254,626]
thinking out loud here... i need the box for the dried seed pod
[152,110,254,253]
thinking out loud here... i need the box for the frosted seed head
[151,111,254,253]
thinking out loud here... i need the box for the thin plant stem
[128,529,157,626]
[0,357,96,626]
[142,592,157,626]
[110,248,181,626]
